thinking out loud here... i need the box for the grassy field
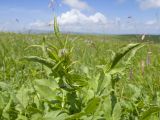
[0,25,160,120]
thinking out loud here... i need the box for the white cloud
[62,0,90,10]
[49,9,108,33]
[57,9,107,25]
[138,0,160,9]
[28,9,160,34]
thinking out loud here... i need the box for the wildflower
[58,48,68,57]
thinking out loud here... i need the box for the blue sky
[0,0,160,34]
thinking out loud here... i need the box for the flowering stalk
[146,51,152,66]
[141,60,145,76]
[129,67,133,80]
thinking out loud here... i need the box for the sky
[0,0,160,34]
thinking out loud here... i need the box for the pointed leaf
[84,97,101,114]
[44,111,67,120]
[140,106,160,120]
[23,56,55,68]
[112,102,121,120]
[109,43,141,70]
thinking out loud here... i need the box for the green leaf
[23,56,55,68]
[54,17,60,37]
[16,114,28,120]
[0,82,9,90]
[34,78,59,90]
[2,97,12,119]
[54,17,63,47]
[46,48,59,62]
[25,45,43,51]
[34,79,59,101]
[68,74,88,87]
[112,102,121,120]
[109,67,125,75]
[44,111,67,120]
[66,97,101,120]
[125,44,144,64]
[140,106,160,120]
[84,97,101,114]
[31,113,43,120]
[51,59,64,72]
[128,84,141,101]
[103,96,112,119]
[16,86,30,109]
[96,71,105,94]
[0,94,5,110]
[35,84,57,101]
[108,43,141,71]
[65,112,85,120]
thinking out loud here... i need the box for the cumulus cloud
[138,0,160,9]
[28,9,160,34]
[57,9,107,25]
[49,9,108,33]
[28,9,108,33]
[62,0,90,10]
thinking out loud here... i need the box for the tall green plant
[23,17,145,119]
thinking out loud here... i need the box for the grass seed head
[141,34,145,41]
[141,60,145,75]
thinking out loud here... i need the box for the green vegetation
[0,19,160,120]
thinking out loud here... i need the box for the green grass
[0,30,160,120]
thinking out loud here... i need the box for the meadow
[0,20,160,120]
